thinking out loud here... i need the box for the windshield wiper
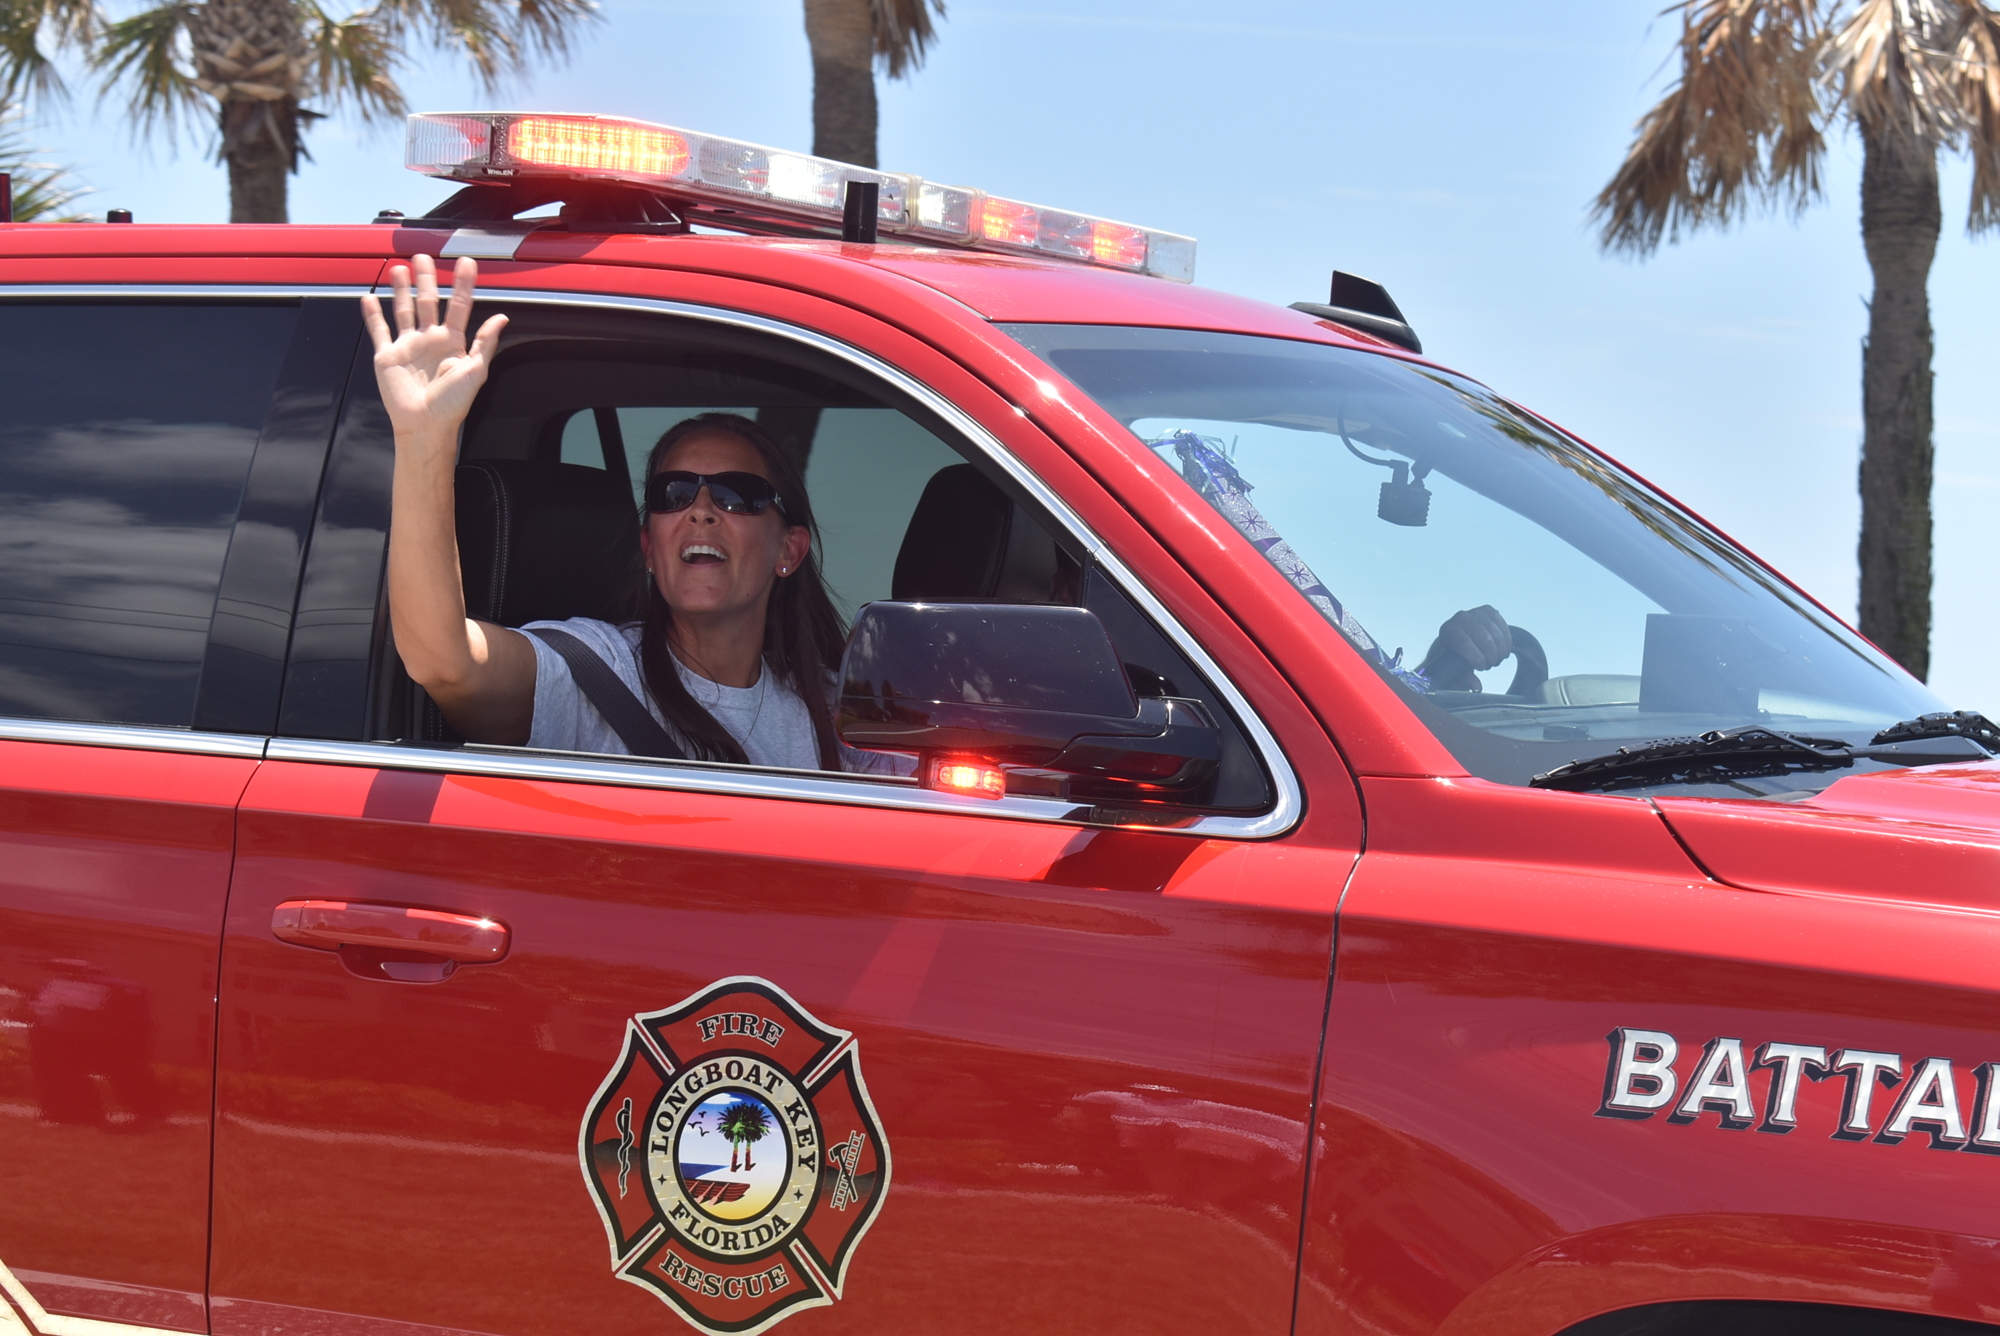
[1531,722,1995,794]
[1870,710,2000,752]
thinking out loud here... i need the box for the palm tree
[0,102,88,219]
[802,0,945,167]
[0,0,598,224]
[717,1099,772,1172]
[1594,0,2000,680]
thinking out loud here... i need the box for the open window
[368,302,1273,816]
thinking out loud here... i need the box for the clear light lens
[403,112,1192,279]
[407,115,491,172]
[508,116,690,177]
[915,183,974,235]
[696,139,768,192]
[1145,234,1197,283]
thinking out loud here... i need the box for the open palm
[362,254,508,437]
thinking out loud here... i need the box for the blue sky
[23,0,2000,708]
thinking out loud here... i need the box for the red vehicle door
[0,293,352,1332]
[209,274,1363,1336]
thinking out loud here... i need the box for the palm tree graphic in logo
[718,1099,771,1172]
[676,1091,785,1219]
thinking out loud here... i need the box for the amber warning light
[405,111,1196,282]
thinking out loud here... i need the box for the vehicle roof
[0,223,1406,354]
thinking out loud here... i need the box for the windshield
[1002,324,1946,791]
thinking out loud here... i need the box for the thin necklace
[679,652,768,742]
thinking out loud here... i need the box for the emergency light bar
[406,112,1196,282]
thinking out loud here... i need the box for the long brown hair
[635,413,847,769]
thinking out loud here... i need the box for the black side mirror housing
[837,602,1220,803]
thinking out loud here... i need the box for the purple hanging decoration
[1159,431,1430,694]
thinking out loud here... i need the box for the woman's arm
[362,254,537,744]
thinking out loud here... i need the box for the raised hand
[360,254,508,439]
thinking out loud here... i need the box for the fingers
[388,262,415,335]
[413,253,441,331]
[1440,606,1512,670]
[469,312,508,365]
[360,293,392,353]
[444,256,479,342]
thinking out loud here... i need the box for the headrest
[455,460,641,627]
[891,464,1063,603]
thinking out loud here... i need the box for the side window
[0,303,297,728]
[384,304,1272,813]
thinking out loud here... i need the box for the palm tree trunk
[1856,126,1940,680]
[189,0,307,223]
[223,99,294,222]
[803,0,877,167]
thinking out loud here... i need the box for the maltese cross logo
[580,977,890,1335]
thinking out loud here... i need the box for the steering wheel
[1503,625,1548,699]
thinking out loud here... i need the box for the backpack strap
[525,627,687,760]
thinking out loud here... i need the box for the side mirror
[837,602,1220,803]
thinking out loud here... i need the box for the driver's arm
[1418,604,1512,692]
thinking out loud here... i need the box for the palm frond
[299,0,403,118]
[1947,0,2000,227]
[0,100,88,216]
[1593,0,1829,256]
[0,0,103,103]
[1825,0,1968,158]
[873,0,942,79]
[321,0,591,94]
[419,0,511,87]
[90,0,201,138]
[509,0,594,62]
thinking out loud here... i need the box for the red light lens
[979,197,1039,246]
[1090,221,1149,269]
[928,758,1007,799]
[509,117,690,178]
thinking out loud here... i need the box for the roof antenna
[841,180,879,244]
[1291,271,1422,354]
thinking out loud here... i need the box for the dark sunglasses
[645,470,786,518]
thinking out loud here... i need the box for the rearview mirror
[836,602,1220,804]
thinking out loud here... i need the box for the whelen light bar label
[405,111,1197,283]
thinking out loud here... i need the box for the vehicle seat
[410,460,640,742]
[891,464,1067,603]
[455,460,641,626]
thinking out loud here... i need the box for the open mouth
[680,544,726,565]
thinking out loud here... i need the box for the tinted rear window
[0,303,297,727]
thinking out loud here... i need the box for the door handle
[271,900,509,981]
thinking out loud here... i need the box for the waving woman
[364,253,895,772]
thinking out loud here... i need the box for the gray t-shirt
[521,618,907,775]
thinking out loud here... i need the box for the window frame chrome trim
[0,285,377,299]
[0,717,267,759]
[264,737,1173,827]
[0,282,1303,838]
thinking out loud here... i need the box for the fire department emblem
[580,977,890,1335]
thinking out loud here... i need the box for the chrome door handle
[271,900,509,981]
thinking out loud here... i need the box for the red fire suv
[3,111,1998,1336]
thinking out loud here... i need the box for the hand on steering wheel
[1435,605,1513,671]
[1419,605,1516,693]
